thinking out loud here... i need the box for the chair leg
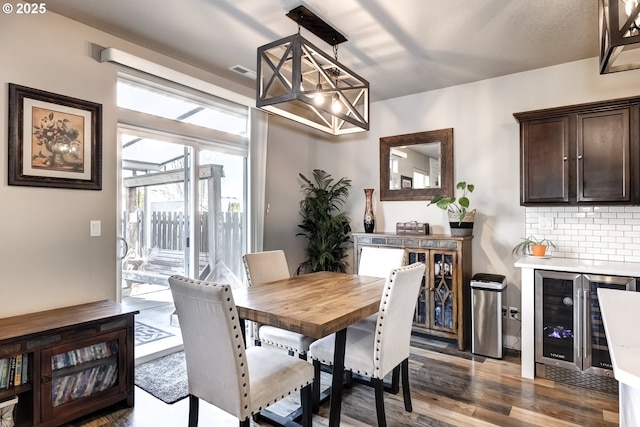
[299,352,307,360]
[239,418,250,427]
[312,359,321,413]
[188,394,199,427]
[344,369,353,388]
[401,358,412,412]
[373,378,387,427]
[301,383,313,427]
[390,365,400,394]
[288,349,295,356]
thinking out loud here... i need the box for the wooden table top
[233,271,386,339]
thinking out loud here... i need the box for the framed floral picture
[8,83,102,190]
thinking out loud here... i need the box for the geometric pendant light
[600,0,640,73]
[256,5,369,135]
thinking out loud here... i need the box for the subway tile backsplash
[525,206,640,263]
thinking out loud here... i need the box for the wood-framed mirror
[379,128,453,201]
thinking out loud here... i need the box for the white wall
[0,13,117,317]
[263,116,324,275]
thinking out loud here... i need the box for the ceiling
[46,0,600,102]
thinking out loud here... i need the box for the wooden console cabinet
[514,96,640,206]
[352,233,473,350]
[0,300,138,427]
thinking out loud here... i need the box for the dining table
[232,270,386,427]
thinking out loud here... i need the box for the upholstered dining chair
[351,246,406,331]
[168,275,314,427]
[357,246,406,278]
[242,250,316,358]
[308,262,425,427]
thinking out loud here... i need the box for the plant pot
[448,209,475,236]
[530,244,547,257]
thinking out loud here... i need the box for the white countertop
[514,256,640,277]
[598,288,640,389]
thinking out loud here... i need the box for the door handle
[118,237,129,261]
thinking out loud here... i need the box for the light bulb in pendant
[331,94,342,113]
[314,83,324,106]
[626,0,638,17]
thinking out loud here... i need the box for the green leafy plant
[296,169,352,275]
[428,181,475,223]
[512,235,558,256]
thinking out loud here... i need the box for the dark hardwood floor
[63,336,619,427]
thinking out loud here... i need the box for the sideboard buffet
[352,232,473,350]
[0,300,138,427]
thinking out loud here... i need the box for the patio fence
[128,210,244,280]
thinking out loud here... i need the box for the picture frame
[401,175,413,189]
[8,83,102,190]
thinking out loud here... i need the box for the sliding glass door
[121,135,193,296]
[116,74,249,359]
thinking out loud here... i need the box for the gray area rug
[135,351,188,404]
[134,321,174,346]
[134,350,332,409]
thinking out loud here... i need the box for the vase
[363,188,375,233]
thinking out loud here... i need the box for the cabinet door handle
[578,155,583,160]
[42,376,51,384]
[563,156,568,161]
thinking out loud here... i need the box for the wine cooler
[534,270,635,392]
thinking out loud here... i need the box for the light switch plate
[537,217,554,230]
[90,220,101,237]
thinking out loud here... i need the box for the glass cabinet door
[40,330,126,419]
[534,270,581,370]
[430,251,457,331]
[583,274,635,372]
[408,251,428,326]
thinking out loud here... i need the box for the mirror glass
[388,143,441,190]
[380,128,453,201]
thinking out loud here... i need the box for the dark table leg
[240,318,246,344]
[329,328,347,427]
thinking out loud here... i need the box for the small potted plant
[429,181,475,236]
[512,236,557,257]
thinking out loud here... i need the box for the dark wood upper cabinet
[515,96,640,206]
[577,109,630,203]
[520,116,570,204]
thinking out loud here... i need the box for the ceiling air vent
[229,65,256,80]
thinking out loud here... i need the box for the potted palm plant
[428,181,475,236]
[296,169,352,275]
[512,235,557,257]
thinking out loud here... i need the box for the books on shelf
[0,354,29,388]
[51,340,118,370]
[51,362,118,407]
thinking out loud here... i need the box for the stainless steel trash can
[471,273,507,359]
